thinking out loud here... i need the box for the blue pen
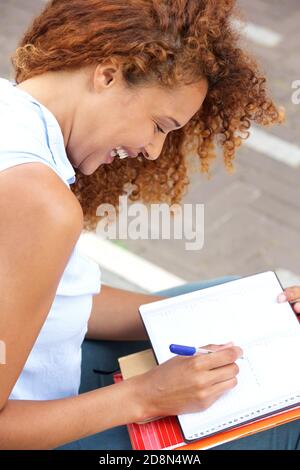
[169,344,214,356]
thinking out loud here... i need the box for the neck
[17,71,82,148]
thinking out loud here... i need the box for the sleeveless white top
[0,78,102,400]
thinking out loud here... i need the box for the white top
[0,78,102,400]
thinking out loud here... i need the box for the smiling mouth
[111,146,139,159]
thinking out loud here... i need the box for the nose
[143,138,165,161]
[142,149,159,161]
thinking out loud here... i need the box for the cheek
[125,121,154,146]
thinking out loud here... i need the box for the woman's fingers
[199,346,243,370]
[205,362,240,387]
[293,302,300,314]
[277,286,300,303]
[201,377,238,409]
[277,286,300,316]
[200,342,234,352]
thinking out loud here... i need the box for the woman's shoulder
[0,78,76,187]
[0,78,47,151]
[0,160,83,230]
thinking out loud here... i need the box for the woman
[0,0,298,450]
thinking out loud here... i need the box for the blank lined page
[139,272,300,441]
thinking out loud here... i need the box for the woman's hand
[134,343,243,421]
[277,286,300,315]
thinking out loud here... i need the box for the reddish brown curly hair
[12,0,283,231]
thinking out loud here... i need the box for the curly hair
[12,0,283,231]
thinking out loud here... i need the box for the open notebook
[139,271,300,442]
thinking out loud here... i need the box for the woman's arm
[0,376,142,449]
[0,163,83,410]
[87,285,166,341]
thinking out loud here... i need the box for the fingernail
[277,293,287,303]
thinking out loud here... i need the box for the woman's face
[68,64,208,175]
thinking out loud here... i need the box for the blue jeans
[55,277,300,450]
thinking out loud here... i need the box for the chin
[80,167,97,176]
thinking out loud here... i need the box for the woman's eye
[155,123,166,134]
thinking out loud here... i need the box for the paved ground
[1,0,300,288]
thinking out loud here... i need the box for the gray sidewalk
[1,0,300,288]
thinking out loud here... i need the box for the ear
[93,60,121,92]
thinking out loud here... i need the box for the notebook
[138,271,300,443]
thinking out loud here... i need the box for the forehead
[144,80,208,123]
